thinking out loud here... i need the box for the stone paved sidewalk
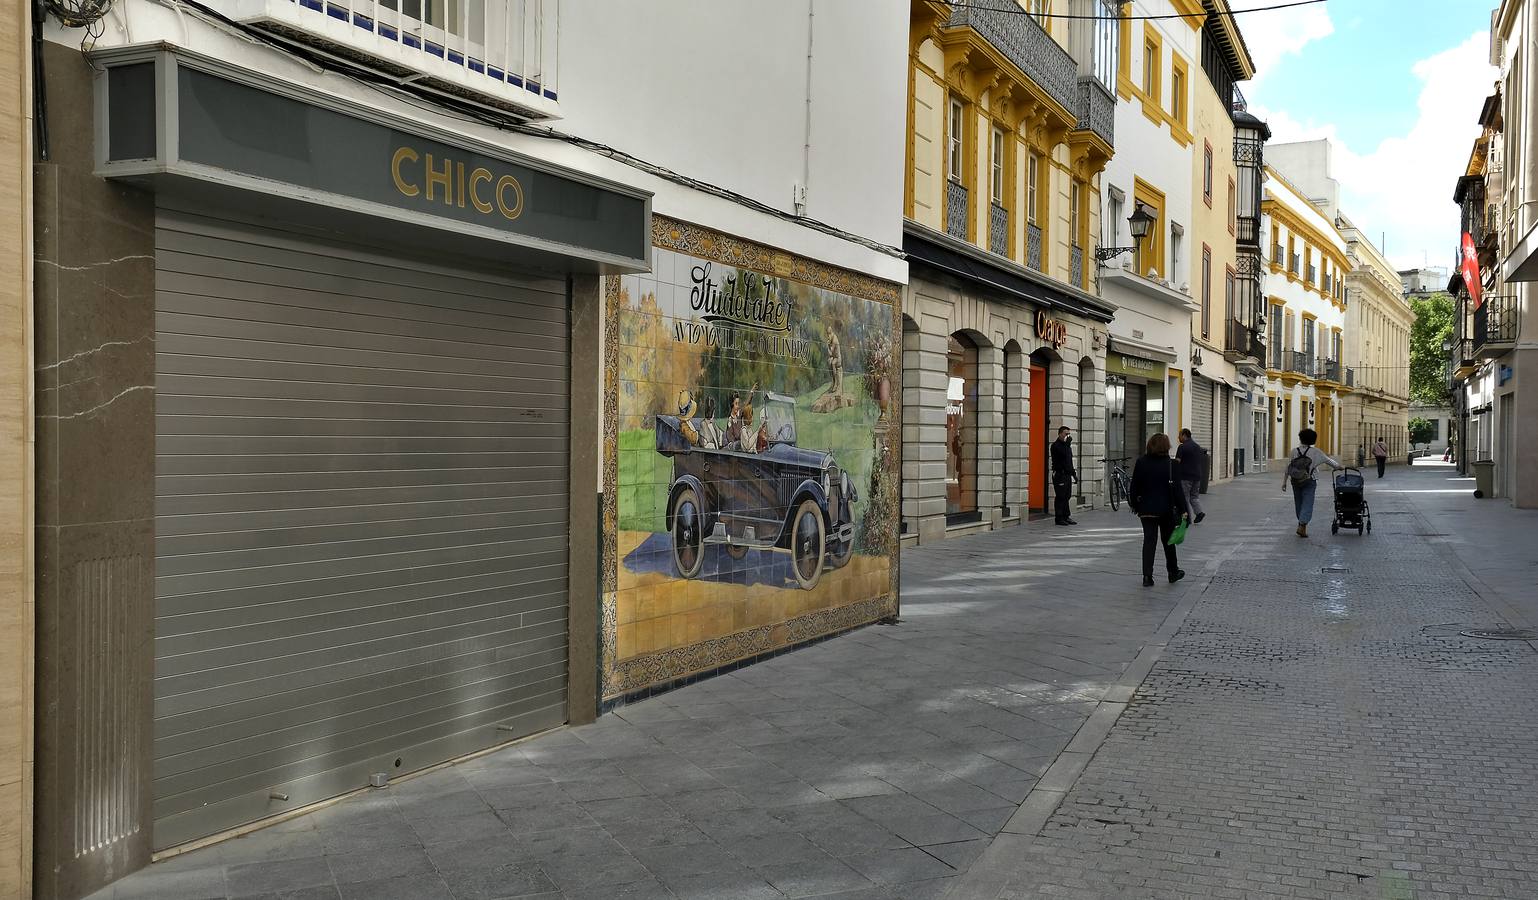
[92,476,1267,900]
[952,461,1538,899]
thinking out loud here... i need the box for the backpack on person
[1286,448,1314,488]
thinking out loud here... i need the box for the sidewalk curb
[942,534,1247,898]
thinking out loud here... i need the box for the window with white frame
[1071,180,1083,245]
[991,127,1005,205]
[949,98,965,183]
[1027,152,1041,224]
[1094,0,1118,90]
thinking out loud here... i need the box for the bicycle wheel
[1109,476,1123,511]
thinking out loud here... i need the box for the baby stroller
[1331,467,1370,535]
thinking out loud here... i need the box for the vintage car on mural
[655,392,858,590]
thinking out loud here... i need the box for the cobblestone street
[957,461,1538,899]
[90,462,1538,900]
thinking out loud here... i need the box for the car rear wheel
[789,498,826,590]
[671,487,706,578]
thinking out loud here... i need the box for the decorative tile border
[599,215,903,701]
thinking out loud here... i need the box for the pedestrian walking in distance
[1372,437,1389,478]
[1175,428,1206,524]
[1283,428,1340,537]
[1129,433,1190,586]
[1051,426,1078,526]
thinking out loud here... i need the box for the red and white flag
[1461,231,1482,310]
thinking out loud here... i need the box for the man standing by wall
[1052,426,1078,526]
[1177,429,1207,524]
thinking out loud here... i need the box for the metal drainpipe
[799,0,814,217]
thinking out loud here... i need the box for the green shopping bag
[1167,518,1188,547]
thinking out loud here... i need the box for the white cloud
[1234,0,1335,90]
[1253,30,1497,270]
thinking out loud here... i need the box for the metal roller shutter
[1216,386,1231,479]
[1124,381,1146,459]
[152,210,570,848]
[1191,375,1214,452]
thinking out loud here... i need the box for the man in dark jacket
[1051,426,1078,525]
[1175,429,1207,523]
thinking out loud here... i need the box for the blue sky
[1235,0,1498,269]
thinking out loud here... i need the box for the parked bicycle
[1100,457,1132,511]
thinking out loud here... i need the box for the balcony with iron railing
[946,180,969,240]
[1224,318,1264,363]
[1269,342,1284,371]
[1345,367,1355,388]
[1284,350,1313,378]
[219,0,560,117]
[1026,224,1043,271]
[946,0,1078,115]
[1071,244,1085,289]
[989,204,1008,256]
[1306,264,1316,285]
[1288,253,1300,277]
[1075,76,1115,148]
[1316,357,1342,383]
[1473,294,1519,356]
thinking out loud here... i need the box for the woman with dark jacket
[1128,432,1191,587]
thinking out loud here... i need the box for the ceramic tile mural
[602,225,900,699]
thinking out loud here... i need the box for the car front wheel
[789,498,826,590]
[671,486,706,579]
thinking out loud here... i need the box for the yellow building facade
[1259,167,1352,460]
[902,0,1120,541]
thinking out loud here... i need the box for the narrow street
[88,461,1538,900]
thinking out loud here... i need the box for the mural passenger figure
[726,383,761,451]
[675,390,701,446]
[696,396,723,449]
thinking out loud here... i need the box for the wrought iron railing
[1289,254,1300,275]
[1345,367,1355,388]
[1474,294,1519,351]
[1273,243,1284,265]
[1306,264,1317,285]
[947,0,1078,114]
[1225,318,1263,361]
[1026,223,1043,271]
[1270,343,1284,371]
[946,180,969,240]
[1317,358,1342,383]
[1072,243,1085,289]
[1074,76,1115,147]
[989,203,1008,256]
[1284,350,1313,377]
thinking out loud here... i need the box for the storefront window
[946,334,979,520]
[1105,374,1127,465]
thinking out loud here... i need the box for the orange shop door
[1029,364,1048,511]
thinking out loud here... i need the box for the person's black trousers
[1376,457,1386,478]
[1054,476,1073,522]
[1141,515,1179,577]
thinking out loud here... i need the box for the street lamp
[1096,203,1156,264]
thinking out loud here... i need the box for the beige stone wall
[0,0,33,894]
